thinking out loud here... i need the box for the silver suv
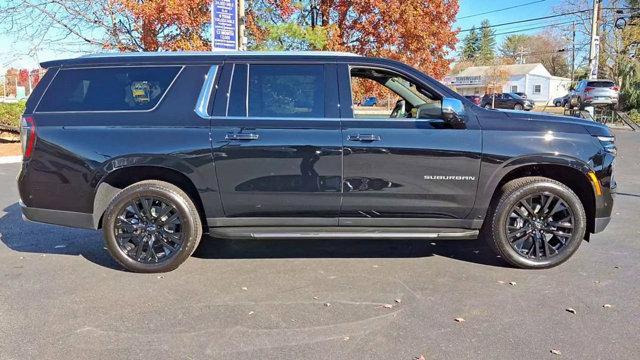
[571,79,619,109]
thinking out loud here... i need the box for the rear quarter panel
[18,65,223,220]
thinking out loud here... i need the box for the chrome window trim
[34,65,185,114]
[195,65,219,119]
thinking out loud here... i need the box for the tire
[102,180,203,273]
[514,103,524,111]
[483,177,587,269]
[484,104,492,109]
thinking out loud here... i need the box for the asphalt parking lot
[1,130,639,360]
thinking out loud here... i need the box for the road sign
[211,0,238,51]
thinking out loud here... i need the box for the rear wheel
[484,104,492,109]
[102,180,202,272]
[514,103,524,111]
[483,177,586,269]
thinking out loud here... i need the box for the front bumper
[594,216,611,233]
[20,200,95,229]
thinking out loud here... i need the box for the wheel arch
[93,165,207,230]
[482,156,597,236]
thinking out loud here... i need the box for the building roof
[454,63,546,77]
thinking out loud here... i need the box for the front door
[209,62,342,222]
[338,64,482,226]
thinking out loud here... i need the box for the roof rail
[78,51,362,59]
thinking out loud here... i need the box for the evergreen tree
[477,19,496,65]
[460,26,480,61]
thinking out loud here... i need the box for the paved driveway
[1,131,639,359]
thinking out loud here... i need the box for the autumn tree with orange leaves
[0,0,211,52]
[247,0,460,79]
[1,0,459,78]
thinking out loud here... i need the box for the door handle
[348,134,381,142]
[225,133,260,141]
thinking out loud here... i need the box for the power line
[459,9,591,33]
[458,0,547,20]
[493,19,588,36]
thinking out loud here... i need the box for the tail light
[20,116,36,159]
[611,86,619,91]
[585,87,595,92]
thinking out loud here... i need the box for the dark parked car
[554,93,571,107]
[18,51,615,272]
[481,92,534,111]
[464,95,481,106]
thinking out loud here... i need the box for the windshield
[508,93,523,99]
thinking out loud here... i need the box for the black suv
[481,92,534,111]
[18,52,615,272]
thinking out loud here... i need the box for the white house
[444,63,571,104]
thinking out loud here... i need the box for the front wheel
[102,180,203,272]
[483,177,587,269]
[514,103,524,111]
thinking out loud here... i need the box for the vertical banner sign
[590,36,600,79]
[211,0,238,51]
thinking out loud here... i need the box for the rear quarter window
[36,66,182,112]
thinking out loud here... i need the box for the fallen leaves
[551,349,562,355]
[565,308,577,314]
[454,317,465,323]
[509,281,517,286]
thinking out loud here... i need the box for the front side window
[248,64,324,118]
[350,67,442,121]
[37,66,181,112]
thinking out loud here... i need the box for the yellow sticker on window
[131,82,151,104]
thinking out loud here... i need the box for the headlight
[597,136,616,155]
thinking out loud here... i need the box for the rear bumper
[20,201,95,229]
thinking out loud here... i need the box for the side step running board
[209,227,479,240]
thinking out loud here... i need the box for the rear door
[337,63,482,226]
[208,61,342,223]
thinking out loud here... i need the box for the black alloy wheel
[103,180,202,272]
[484,176,587,269]
[114,196,184,264]
[506,192,574,260]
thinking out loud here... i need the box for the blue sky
[1,0,569,71]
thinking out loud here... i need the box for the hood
[496,110,613,137]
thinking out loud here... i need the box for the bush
[629,109,640,124]
[0,101,26,129]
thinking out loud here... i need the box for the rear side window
[37,66,181,112]
[587,81,615,88]
[248,64,324,118]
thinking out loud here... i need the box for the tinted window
[38,66,181,112]
[248,65,324,118]
[587,81,615,88]
[228,64,248,117]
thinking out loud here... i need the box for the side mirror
[442,97,466,129]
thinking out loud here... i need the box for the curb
[0,156,21,164]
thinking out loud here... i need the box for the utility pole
[238,0,247,51]
[571,21,576,83]
[588,0,601,79]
